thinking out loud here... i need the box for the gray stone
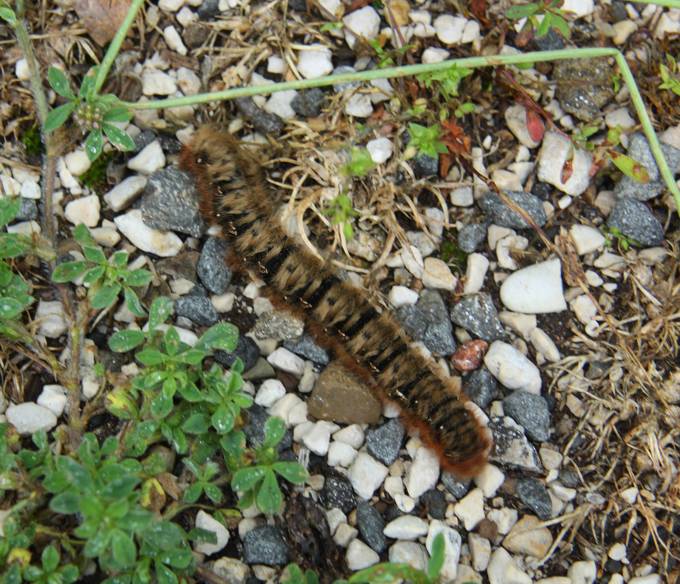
[291,89,326,118]
[412,154,439,178]
[532,28,564,51]
[242,525,289,566]
[215,335,260,371]
[489,416,542,472]
[356,502,386,553]
[243,405,292,451]
[175,295,219,326]
[614,133,680,201]
[283,334,329,365]
[553,59,614,122]
[141,167,205,237]
[321,474,357,514]
[516,478,552,520]
[197,0,219,19]
[478,191,547,229]
[502,391,550,442]
[252,311,304,341]
[441,473,470,499]
[421,489,447,519]
[397,290,456,356]
[463,367,499,409]
[366,419,405,466]
[16,198,38,221]
[458,223,487,253]
[450,293,505,342]
[197,237,232,294]
[607,198,664,247]
[235,97,284,135]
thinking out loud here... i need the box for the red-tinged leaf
[526,109,545,143]
[470,0,489,26]
[561,158,574,184]
[608,151,651,184]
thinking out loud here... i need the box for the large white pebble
[6,402,57,435]
[142,69,177,96]
[194,511,230,555]
[500,258,567,314]
[37,385,67,417]
[433,14,466,44]
[487,548,532,584]
[127,141,166,175]
[367,137,393,164]
[484,341,542,394]
[346,539,379,571]
[348,452,388,500]
[297,45,333,79]
[35,300,67,338]
[104,176,148,212]
[65,194,101,227]
[343,6,380,48]
[454,488,485,531]
[64,150,92,176]
[537,131,592,196]
[114,209,182,257]
[404,446,439,498]
[383,515,428,540]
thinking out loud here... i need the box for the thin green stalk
[632,0,680,6]
[93,0,145,95]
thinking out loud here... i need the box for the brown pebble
[451,339,488,372]
[476,518,499,541]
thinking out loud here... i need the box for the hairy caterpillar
[179,125,491,478]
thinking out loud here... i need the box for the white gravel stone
[254,379,286,407]
[16,58,31,80]
[37,385,67,417]
[434,14,467,44]
[629,576,661,584]
[1,174,20,196]
[269,393,303,426]
[142,69,177,96]
[20,181,40,199]
[612,20,637,45]
[104,176,147,211]
[620,487,638,505]
[454,487,484,530]
[177,67,201,95]
[388,542,428,571]
[65,194,100,227]
[530,328,561,362]
[64,150,91,176]
[608,542,626,561]
[537,131,592,196]
[91,225,121,247]
[327,441,357,467]
[344,94,373,118]
[266,55,286,74]
[348,452,388,500]
[297,45,333,79]
[114,210,182,257]
[388,285,418,308]
[367,137,393,164]
[194,511,229,555]
[505,104,541,148]
[499,311,537,339]
[405,446,439,498]
[287,401,308,426]
[6,402,57,435]
[484,341,541,394]
[469,533,491,572]
[159,0,184,11]
[334,523,358,547]
[383,515,428,540]
[163,25,187,56]
[605,107,635,129]
[474,464,505,498]
[6,221,40,235]
[302,421,337,456]
[464,253,489,295]
[346,539,379,570]
[422,257,457,291]
[462,19,481,42]
[561,0,594,17]
[127,141,166,174]
[401,245,424,279]
[267,347,305,376]
[426,521,462,581]
[343,6,380,48]
[176,6,197,26]
[567,560,597,584]
[36,300,67,338]
[570,294,598,325]
[326,509,346,535]
[422,47,450,64]
[333,424,364,448]
[569,224,605,255]
[488,507,518,535]
[503,515,553,558]
[488,548,532,584]
[265,90,297,120]
[450,185,473,207]
[500,258,567,314]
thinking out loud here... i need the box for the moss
[80,151,113,193]
[21,125,43,157]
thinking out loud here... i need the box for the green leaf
[48,67,74,99]
[91,282,122,309]
[0,234,31,259]
[427,533,445,580]
[136,348,166,366]
[263,416,286,449]
[182,413,210,434]
[231,466,266,493]
[272,461,308,485]
[111,529,137,568]
[0,6,17,25]
[45,102,76,133]
[148,296,174,331]
[74,223,96,246]
[82,265,106,286]
[256,469,282,514]
[49,491,81,514]
[183,482,203,503]
[550,13,570,38]
[84,129,104,161]
[164,326,181,356]
[103,122,136,152]
[505,3,540,19]
[0,196,21,228]
[156,561,178,584]
[79,69,98,100]
[124,287,146,317]
[0,297,24,319]
[204,483,223,504]
[102,475,140,499]
[211,406,235,434]
[125,269,152,287]
[536,13,552,37]
[52,260,88,283]
[83,244,106,263]
[103,106,133,123]
[41,545,60,572]
[110,250,129,268]
[151,392,173,419]
[608,151,651,184]
[197,322,239,352]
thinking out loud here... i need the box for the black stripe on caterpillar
[179,125,492,478]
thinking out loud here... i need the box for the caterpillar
[179,125,492,478]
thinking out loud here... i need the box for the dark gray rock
[283,334,329,366]
[489,416,542,472]
[243,405,292,451]
[397,290,456,356]
[614,133,680,201]
[607,198,664,247]
[421,489,447,519]
[141,167,205,237]
[235,97,284,135]
[332,66,361,93]
[412,154,439,178]
[356,502,386,553]
[133,130,156,152]
[291,89,326,118]
[197,0,219,19]
[441,473,470,499]
[478,191,547,229]
[553,59,614,122]
[450,293,505,342]
[532,28,565,51]
[252,311,304,341]
[502,391,551,442]
[197,237,232,294]
[242,525,289,566]
[215,335,260,371]
[458,223,487,253]
[517,478,552,520]
[175,294,219,326]
[15,198,37,221]
[366,419,404,466]
[463,367,499,409]
[321,475,357,514]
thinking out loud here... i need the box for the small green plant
[51,223,152,316]
[319,21,342,33]
[20,125,43,157]
[342,147,376,178]
[231,417,308,514]
[325,193,360,240]
[659,55,680,97]
[44,66,135,161]
[369,39,413,69]
[407,123,448,159]
[506,0,571,40]
[417,65,472,101]
[602,225,639,251]
[80,151,114,192]
[21,546,79,584]
[454,102,476,118]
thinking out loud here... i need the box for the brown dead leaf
[75,0,131,46]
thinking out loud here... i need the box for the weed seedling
[325,193,360,240]
[407,123,448,159]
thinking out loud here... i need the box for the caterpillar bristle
[180,126,492,478]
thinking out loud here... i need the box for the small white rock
[16,58,31,81]
[464,253,489,295]
[537,131,592,196]
[485,341,541,393]
[37,385,67,417]
[469,533,491,571]
[194,511,230,555]
[422,257,457,291]
[20,181,41,200]
[176,6,197,26]
[327,441,358,467]
[561,0,594,17]
[254,379,286,407]
[389,285,419,308]
[343,6,380,48]
[127,141,166,174]
[608,542,626,561]
[500,258,567,314]
[91,226,121,247]
[267,347,305,376]
[401,245,424,279]
[346,539,379,570]
[367,137,393,164]
[505,104,541,148]
[570,294,598,325]
[620,486,638,505]
[6,402,57,435]
[570,224,606,255]
[344,93,373,118]
[454,488,485,530]
[422,47,450,64]
[474,464,505,498]
[35,300,67,338]
[434,14,467,44]
[426,520,462,581]
[265,90,297,120]
[334,523,358,547]
[269,393,303,426]
[114,209,182,257]
[450,185,474,207]
[65,194,100,227]
[348,452,388,500]
[530,328,561,362]
[388,542,428,571]
[142,69,178,96]
[7,221,40,235]
[159,0,184,11]
[176,67,201,95]
[104,176,147,211]
[297,45,334,79]
[383,515,428,540]
[333,424,364,449]
[302,421,337,456]
[163,25,187,56]
[488,507,518,535]
[405,446,439,499]
[64,150,92,177]
[488,548,532,584]
[499,311,537,339]
[567,560,597,584]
